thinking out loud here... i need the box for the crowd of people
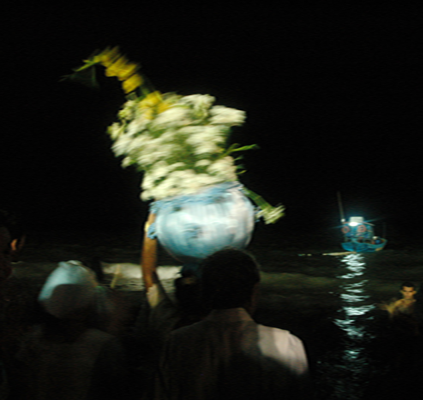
[1,210,311,399]
[1,209,422,399]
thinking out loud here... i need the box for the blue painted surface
[340,220,387,253]
[341,238,387,253]
[151,182,255,275]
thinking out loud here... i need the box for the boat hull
[341,239,387,253]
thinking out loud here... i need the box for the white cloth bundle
[38,260,98,319]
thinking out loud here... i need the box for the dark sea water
[11,224,423,399]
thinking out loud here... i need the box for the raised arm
[140,213,159,291]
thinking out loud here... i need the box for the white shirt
[155,307,310,400]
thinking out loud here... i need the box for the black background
[2,3,422,240]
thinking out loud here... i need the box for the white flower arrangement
[66,47,284,223]
[108,92,246,201]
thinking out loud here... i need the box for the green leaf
[229,144,259,153]
[223,143,259,157]
[61,66,99,89]
[242,187,284,224]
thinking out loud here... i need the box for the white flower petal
[210,106,245,126]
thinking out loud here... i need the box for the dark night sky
[2,3,423,238]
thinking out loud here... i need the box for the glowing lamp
[348,216,364,227]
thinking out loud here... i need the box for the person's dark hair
[401,281,415,289]
[200,247,260,310]
[0,209,24,242]
[174,273,206,326]
[0,209,9,229]
[174,273,200,310]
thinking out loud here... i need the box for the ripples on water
[317,254,376,399]
[229,248,423,399]
[13,233,423,399]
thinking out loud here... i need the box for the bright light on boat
[347,217,364,227]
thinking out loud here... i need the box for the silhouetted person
[1,210,32,399]
[17,260,132,400]
[0,211,13,398]
[0,209,25,283]
[154,248,310,400]
[137,212,206,386]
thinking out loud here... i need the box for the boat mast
[337,192,346,224]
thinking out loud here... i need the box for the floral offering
[66,47,283,224]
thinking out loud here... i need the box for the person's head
[400,281,416,300]
[200,247,260,313]
[0,223,12,283]
[0,209,25,283]
[175,272,200,306]
[38,260,99,321]
[0,209,25,262]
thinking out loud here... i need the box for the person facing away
[0,210,30,400]
[0,209,25,284]
[0,211,14,399]
[154,248,310,400]
[17,260,131,400]
[137,212,206,380]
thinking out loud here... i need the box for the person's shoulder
[257,324,293,337]
[82,328,116,345]
[165,318,213,349]
[257,324,309,374]
[257,324,305,348]
[170,318,206,336]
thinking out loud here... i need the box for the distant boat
[340,216,387,253]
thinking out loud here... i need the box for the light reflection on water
[321,253,377,400]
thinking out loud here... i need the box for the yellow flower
[143,109,155,120]
[94,46,120,67]
[138,91,166,119]
[88,47,144,94]
[105,56,130,77]
[139,91,163,109]
[122,74,143,93]
[116,62,139,81]
[157,101,171,114]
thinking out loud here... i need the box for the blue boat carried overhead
[340,216,387,253]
